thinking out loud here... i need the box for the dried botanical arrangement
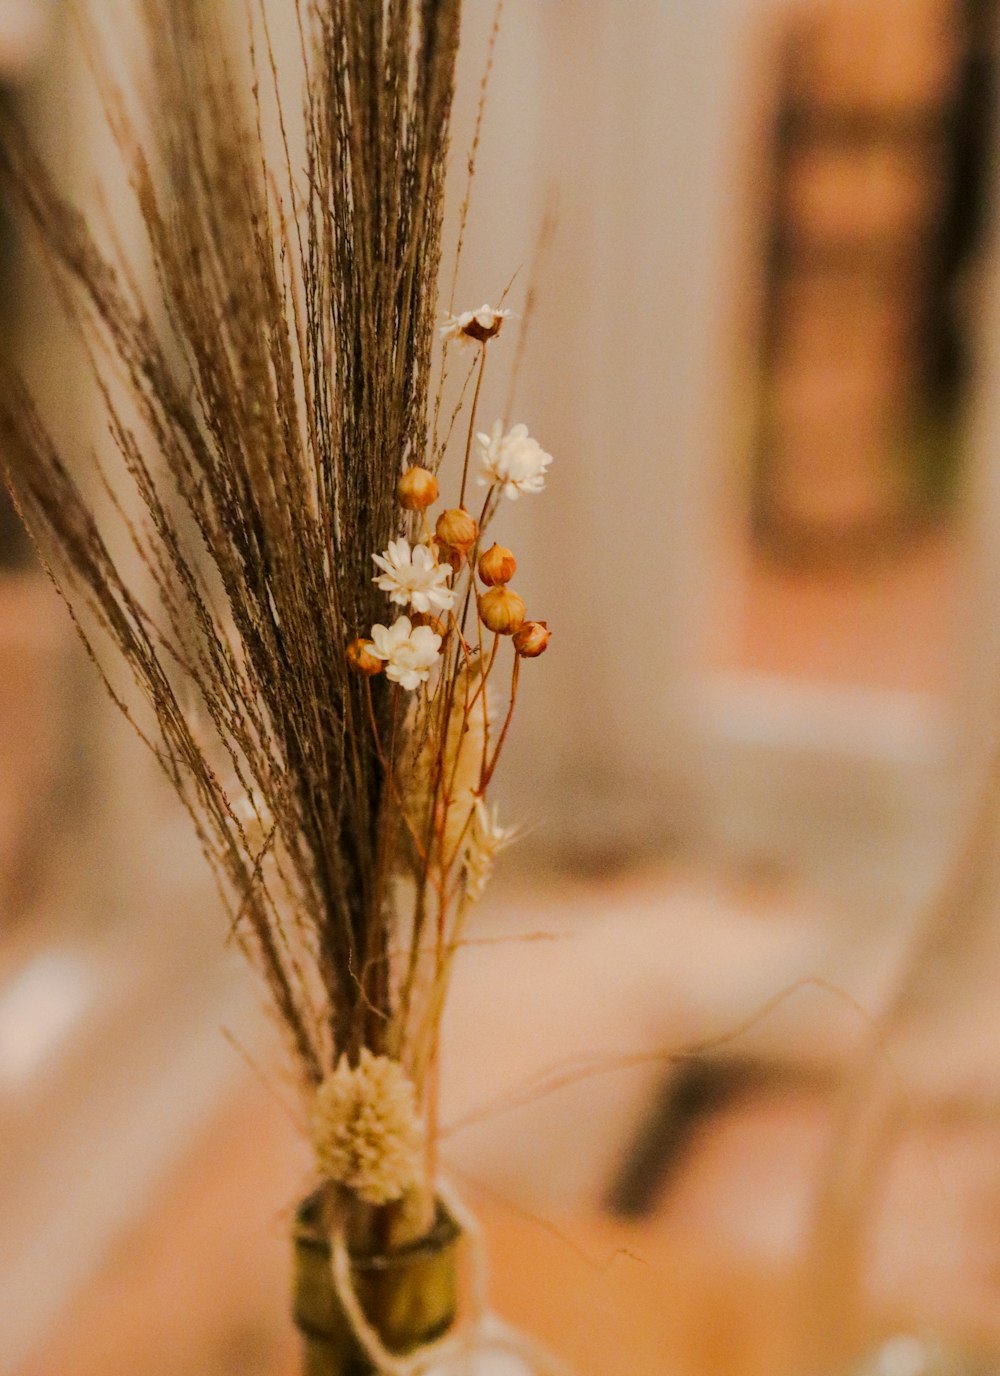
[0,2,559,1371]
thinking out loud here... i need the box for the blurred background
[4,0,1000,1373]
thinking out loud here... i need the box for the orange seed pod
[478,586,526,636]
[435,507,478,553]
[477,542,517,587]
[513,620,551,658]
[346,638,383,676]
[397,465,439,511]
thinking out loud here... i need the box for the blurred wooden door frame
[696,0,1000,920]
[460,0,1000,999]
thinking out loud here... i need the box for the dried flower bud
[478,586,526,636]
[346,638,383,676]
[513,620,551,658]
[397,465,439,511]
[477,542,517,587]
[435,506,478,553]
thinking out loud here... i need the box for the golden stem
[480,653,520,790]
[459,342,488,508]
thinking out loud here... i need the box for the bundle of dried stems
[0,0,553,1261]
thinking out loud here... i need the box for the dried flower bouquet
[0,1,557,1371]
[312,296,553,1231]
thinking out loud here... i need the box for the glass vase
[293,1192,462,1376]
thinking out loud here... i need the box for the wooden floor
[13,1072,811,1376]
[16,1053,1000,1376]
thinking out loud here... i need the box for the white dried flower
[477,421,552,499]
[310,1050,423,1204]
[372,538,456,614]
[369,617,441,691]
[439,303,512,346]
[463,798,516,901]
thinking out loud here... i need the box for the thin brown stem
[459,343,488,508]
[480,652,520,790]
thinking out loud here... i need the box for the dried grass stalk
[0,0,463,1086]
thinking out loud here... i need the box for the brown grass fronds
[0,0,463,1084]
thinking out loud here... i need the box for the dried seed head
[435,506,478,553]
[403,662,493,866]
[478,586,526,636]
[513,620,551,658]
[477,542,517,587]
[346,638,383,676]
[462,797,515,901]
[397,465,439,511]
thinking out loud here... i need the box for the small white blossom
[310,1050,423,1205]
[369,616,441,691]
[477,420,552,499]
[372,538,456,614]
[462,797,516,901]
[439,303,512,346]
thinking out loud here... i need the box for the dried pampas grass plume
[462,797,515,901]
[406,661,494,871]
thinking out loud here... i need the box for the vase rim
[294,1191,461,1273]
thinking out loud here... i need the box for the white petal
[411,624,441,651]
[369,624,391,654]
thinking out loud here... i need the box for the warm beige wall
[450,0,764,862]
[9,1,186,930]
[449,0,1000,939]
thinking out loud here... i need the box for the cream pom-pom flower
[372,538,456,614]
[477,421,552,499]
[310,1049,424,1205]
[369,616,442,690]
